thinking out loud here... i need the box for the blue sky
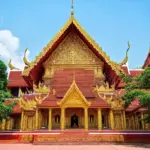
[0,0,150,69]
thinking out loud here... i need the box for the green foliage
[0,60,8,91]
[136,68,150,89]
[0,60,16,122]
[0,101,16,121]
[122,67,150,123]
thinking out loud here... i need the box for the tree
[121,67,150,123]
[0,60,16,122]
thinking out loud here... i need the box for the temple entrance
[65,108,84,129]
[71,113,79,128]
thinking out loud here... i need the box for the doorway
[71,113,79,128]
[65,108,84,129]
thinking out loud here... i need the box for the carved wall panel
[113,111,124,130]
[22,112,36,131]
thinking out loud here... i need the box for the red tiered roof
[52,69,95,98]
[129,69,143,77]
[8,71,29,87]
[39,69,110,107]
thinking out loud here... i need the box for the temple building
[0,10,150,132]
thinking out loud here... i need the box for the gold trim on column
[61,108,65,130]
[110,110,114,130]
[98,108,102,130]
[48,108,52,130]
[35,108,39,130]
[84,108,88,130]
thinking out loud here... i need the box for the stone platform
[0,130,150,144]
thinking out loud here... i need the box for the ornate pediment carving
[57,80,91,108]
[44,31,103,65]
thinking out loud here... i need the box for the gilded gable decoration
[42,31,105,81]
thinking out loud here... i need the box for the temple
[0,11,150,132]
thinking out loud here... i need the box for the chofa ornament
[19,90,48,111]
[33,82,50,94]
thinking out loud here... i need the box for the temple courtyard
[0,144,150,150]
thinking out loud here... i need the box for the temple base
[0,130,150,144]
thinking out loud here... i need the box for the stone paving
[0,144,150,150]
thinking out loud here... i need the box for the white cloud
[0,30,29,70]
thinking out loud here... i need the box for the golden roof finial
[119,41,130,66]
[23,48,31,67]
[71,0,74,16]
[8,59,19,70]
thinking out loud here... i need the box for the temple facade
[0,13,150,132]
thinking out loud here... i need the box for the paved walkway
[0,144,150,150]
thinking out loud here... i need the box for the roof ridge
[22,15,124,76]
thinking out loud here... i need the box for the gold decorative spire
[23,48,31,67]
[8,59,19,70]
[71,0,74,16]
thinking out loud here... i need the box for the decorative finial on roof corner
[119,41,130,66]
[149,43,150,52]
[71,0,74,16]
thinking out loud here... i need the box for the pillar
[61,108,65,130]
[35,108,39,130]
[6,118,11,130]
[97,108,102,130]
[20,110,24,131]
[48,108,52,130]
[1,119,6,130]
[123,111,126,129]
[110,110,114,129]
[141,113,144,130]
[135,115,139,129]
[84,108,88,130]
[132,115,135,130]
